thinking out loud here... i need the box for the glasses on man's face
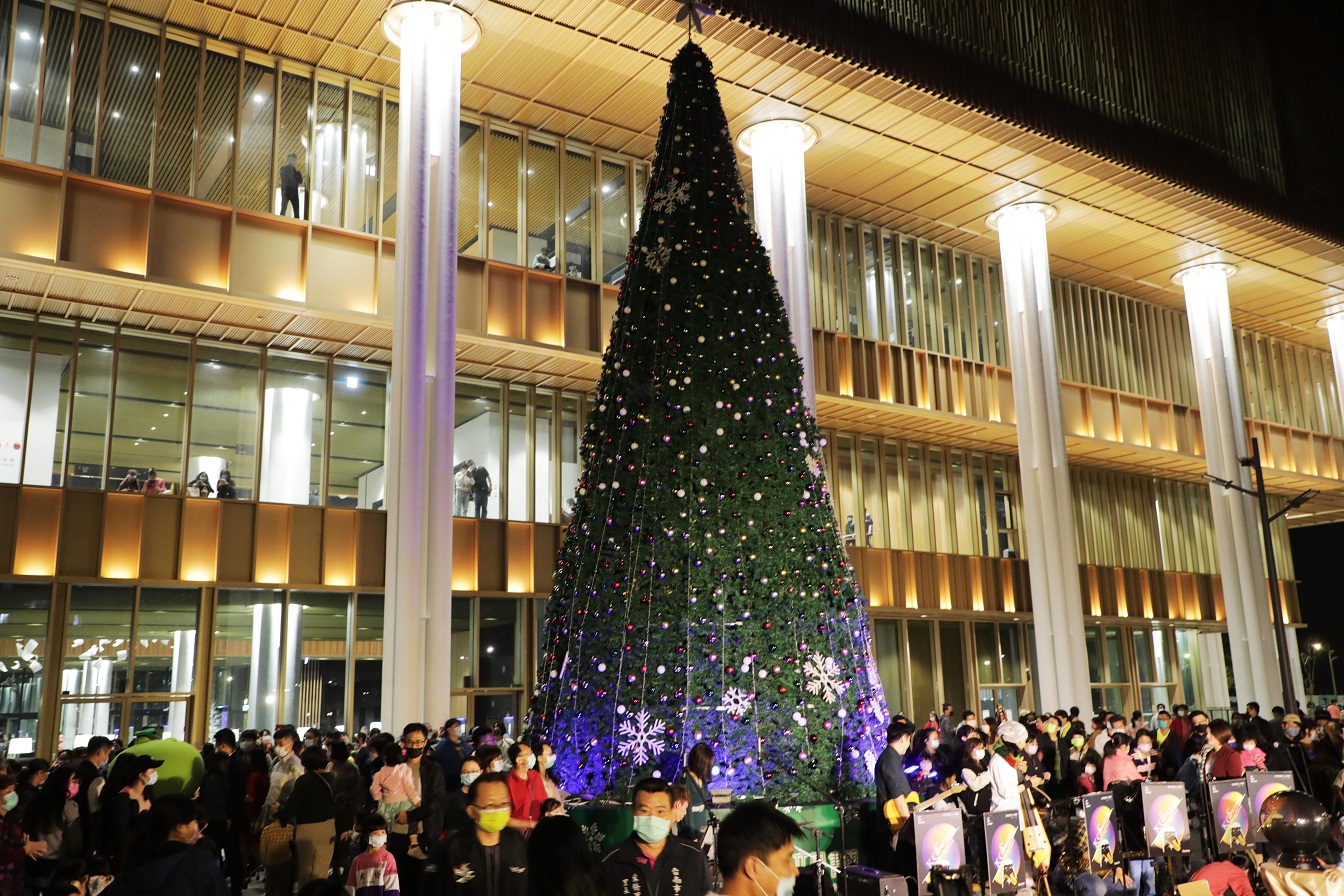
[474,801,512,812]
[405,740,428,749]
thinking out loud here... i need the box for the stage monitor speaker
[844,865,906,896]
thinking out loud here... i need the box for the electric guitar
[884,784,967,833]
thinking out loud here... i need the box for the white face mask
[926,739,940,752]
[490,760,504,773]
[973,749,986,761]
[1025,745,1038,755]
[1084,764,1096,776]
[753,862,795,896]
[368,833,387,850]
[1242,742,1256,752]
[145,770,159,786]
[1136,743,1152,754]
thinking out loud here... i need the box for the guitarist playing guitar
[874,720,918,876]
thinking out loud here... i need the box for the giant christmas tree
[529,40,889,803]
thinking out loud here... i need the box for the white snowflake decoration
[582,822,605,853]
[716,686,754,717]
[642,243,673,273]
[805,453,822,478]
[803,653,848,703]
[616,709,665,764]
[651,180,690,213]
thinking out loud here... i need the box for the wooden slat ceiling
[105,0,1344,350]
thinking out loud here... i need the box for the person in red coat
[1207,720,1244,780]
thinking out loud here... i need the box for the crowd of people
[0,719,724,896]
[875,699,1344,894]
[114,468,237,499]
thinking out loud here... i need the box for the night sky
[1289,523,1344,692]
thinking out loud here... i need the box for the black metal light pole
[1203,437,1318,714]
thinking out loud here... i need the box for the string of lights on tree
[528,39,889,803]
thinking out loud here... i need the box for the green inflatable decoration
[112,738,204,798]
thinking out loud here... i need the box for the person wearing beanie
[989,720,1028,813]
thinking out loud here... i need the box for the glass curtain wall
[0,582,51,757]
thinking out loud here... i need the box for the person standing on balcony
[472,465,493,519]
[280,153,304,219]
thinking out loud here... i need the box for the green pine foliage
[530,41,888,804]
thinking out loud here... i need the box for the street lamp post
[1203,436,1318,713]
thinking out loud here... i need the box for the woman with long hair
[527,816,601,896]
[0,773,44,896]
[678,743,713,842]
[22,766,82,891]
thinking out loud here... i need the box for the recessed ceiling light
[130,64,140,74]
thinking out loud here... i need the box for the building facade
[0,0,1338,755]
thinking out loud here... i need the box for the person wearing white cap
[989,719,1028,813]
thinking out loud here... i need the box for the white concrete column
[1197,631,1232,712]
[260,386,316,504]
[1284,627,1306,711]
[1323,315,1344,427]
[738,120,818,411]
[1178,262,1281,707]
[987,202,1090,712]
[381,0,478,730]
[249,603,283,730]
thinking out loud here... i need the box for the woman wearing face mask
[0,772,46,896]
[958,735,993,884]
[445,758,482,835]
[278,746,337,888]
[1130,730,1159,779]
[101,755,164,871]
[103,795,225,896]
[21,766,83,891]
[471,746,504,777]
[1075,750,1101,796]
[534,742,565,804]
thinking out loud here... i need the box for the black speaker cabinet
[843,865,906,896]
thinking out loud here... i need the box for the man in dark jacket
[434,718,472,784]
[213,728,251,896]
[278,152,303,219]
[75,735,112,856]
[395,723,448,896]
[1267,713,1313,796]
[601,778,711,896]
[425,772,527,896]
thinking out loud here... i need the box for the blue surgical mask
[461,772,480,786]
[632,815,670,843]
[1285,726,1300,739]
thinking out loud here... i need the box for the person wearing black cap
[101,753,165,869]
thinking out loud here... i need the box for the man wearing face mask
[394,723,447,895]
[262,725,303,896]
[425,772,528,896]
[1266,713,1313,795]
[714,802,801,896]
[74,735,111,857]
[602,778,710,896]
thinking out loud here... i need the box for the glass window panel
[237,61,276,213]
[882,234,901,346]
[97,24,158,187]
[563,148,593,279]
[33,5,75,167]
[66,13,101,174]
[907,447,930,552]
[64,586,133,696]
[486,127,521,264]
[3,0,42,162]
[999,623,1022,683]
[908,619,935,718]
[534,395,553,523]
[988,261,1006,364]
[291,593,349,731]
[507,387,528,520]
[458,121,482,255]
[110,334,190,492]
[473,694,518,737]
[525,138,558,271]
[633,163,646,234]
[131,588,199,743]
[347,90,378,233]
[558,394,581,522]
[381,100,398,237]
[1105,627,1125,683]
[188,345,260,500]
[311,81,344,226]
[1085,628,1102,683]
[863,229,881,341]
[66,328,115,489]
[928,449,951,553]
[954,254,972,359]
[0,582,50,752]
[455,382,501,519]
[843,224,861,335]
[599,159,628,284]
[30,321,74,487]
[156,40,199,196]
[860,439,881,548]
[329,363,387,509]
[353,594,383,732]
[874,621,906,715]
[276,71,311,219]
[882,442,907,550]
[196,50,236,204]
[975,622,997,682]
[1175,630,1200,708]
[939,623,968,714]
[211,589,285,732]
[260,352,326,504]
[0,316,33,485]
[451,600,473,690]
[835,436,857,545]
[901,237,919,346]
[1135,629,1156,682]
[478,598,521,688]
[1151,630,1172,681]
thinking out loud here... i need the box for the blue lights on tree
[529,40,888,804]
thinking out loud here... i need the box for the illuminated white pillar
[1198,631,1232,712]
[249,603,283,730]
[1324,314,1344,426]
[166,630,196,739]
[260,387,316,504]
[381,0,478,729]
[987,202,1090,712]
[738,120,818,410]
[1178,263,1281,706]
